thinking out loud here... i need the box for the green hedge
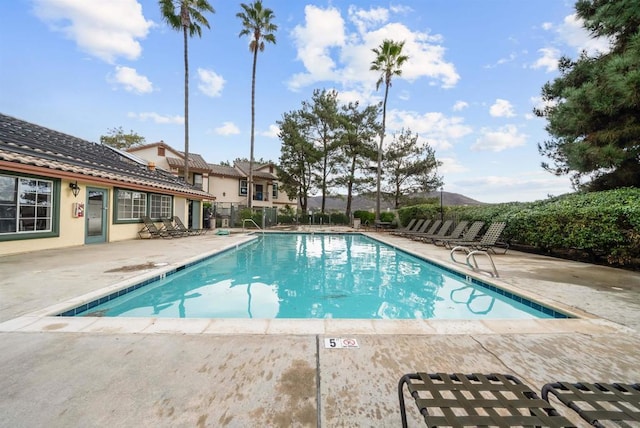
[398,188,640,266]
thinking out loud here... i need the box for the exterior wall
[207,175,245,205]
[0,173,203,256]
[0,178,87,256]
[128,146,173,172]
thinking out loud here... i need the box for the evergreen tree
[100,127,145,150]
[334,101,380,218]
[382,129,442,209]
[300,89,341,214]
[536,0,640,190]
[277,110,320,213]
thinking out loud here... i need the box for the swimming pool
[66,233,568,320]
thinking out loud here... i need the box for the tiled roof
[0,113,213,199]
[166,154,210,171]
[235,161,277,180]
[208,164,243,178]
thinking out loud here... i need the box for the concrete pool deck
[0,228,639,427]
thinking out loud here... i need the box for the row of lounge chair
[138,216,206,239]
[391,218,509,254]
[399,371,640,427]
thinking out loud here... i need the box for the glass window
[272,183,278,199]
[116,189,147,220]
[239,179,248,195]
[193,173,203,190]
[0,174,52,234]
[149,194,172,219]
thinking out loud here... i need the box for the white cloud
[452,172,573,203]
[556,13,612,55]
[533,13,613,73]
[530,95,558,116]
[489,99,516,117]
[109,66,152,94]
[484,52,517,69]
[452,101,468,111]
[261,124,280,138]
[387,110,472,151]
[348,5,388,34]
[215,122,240,136]
[197,68,225,97]
[288,5,459,92]
[438,157,468,174]
[472,125,527,152]
[531,47,560,72]
[32,0,153,63]
[127,112,183,124]
[289,5,346,90]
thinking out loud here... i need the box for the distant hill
[306,191,483,211]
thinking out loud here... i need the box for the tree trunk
[346,156,356,218]
[248,42,258,209]
[376,82,389,222]
[183,25,190,183]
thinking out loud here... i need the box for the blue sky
[0,1,612,203]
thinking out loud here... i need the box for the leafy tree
[300,89,341,214]
[536,0,640,190]
[382,129,442,209]
[159,0,214,182]
[334,101,380,218]
[370,39,409,221]
[100,127,145,150]
[277,110,320,213]
[237,1,277,208]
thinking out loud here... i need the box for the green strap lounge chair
[173,216,205,236]
[399,372,573,428]
[138,216,172,239]
[391,219,426,237]
[415,220,468,244]
[159,217,188,237]
[435,221,484,247]
[446,222,509,254]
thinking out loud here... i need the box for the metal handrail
[242,218,263,234]
[450,246,499,278]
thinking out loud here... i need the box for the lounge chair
[391,219,425,237]
[159,217,188,237]
[434,221,484,247]
[173,216,205,236]
[398,219,433,238]
[138,216,172,239]
[542,381,640,427]
[390,218,417,236]
[410,220,453,242]
[415,220,468,244]
[399,372,573,428]
[447,222,509,254]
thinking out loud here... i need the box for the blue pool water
[77,233,565,320]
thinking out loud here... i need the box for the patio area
[0,228,639,427]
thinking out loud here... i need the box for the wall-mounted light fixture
[69,181,81,198]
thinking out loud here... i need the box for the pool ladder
[450,246,499,278]
[242,218,263,234]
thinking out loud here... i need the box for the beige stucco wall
[0,179,87,256]
[128,146,173,171]
[0,177,202,256]
[208,176,246,205]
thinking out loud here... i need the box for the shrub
[398,188,640,267]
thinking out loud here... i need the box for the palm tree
[370,39,408,222]
[237,1,277,208]
[159,0,214,183]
